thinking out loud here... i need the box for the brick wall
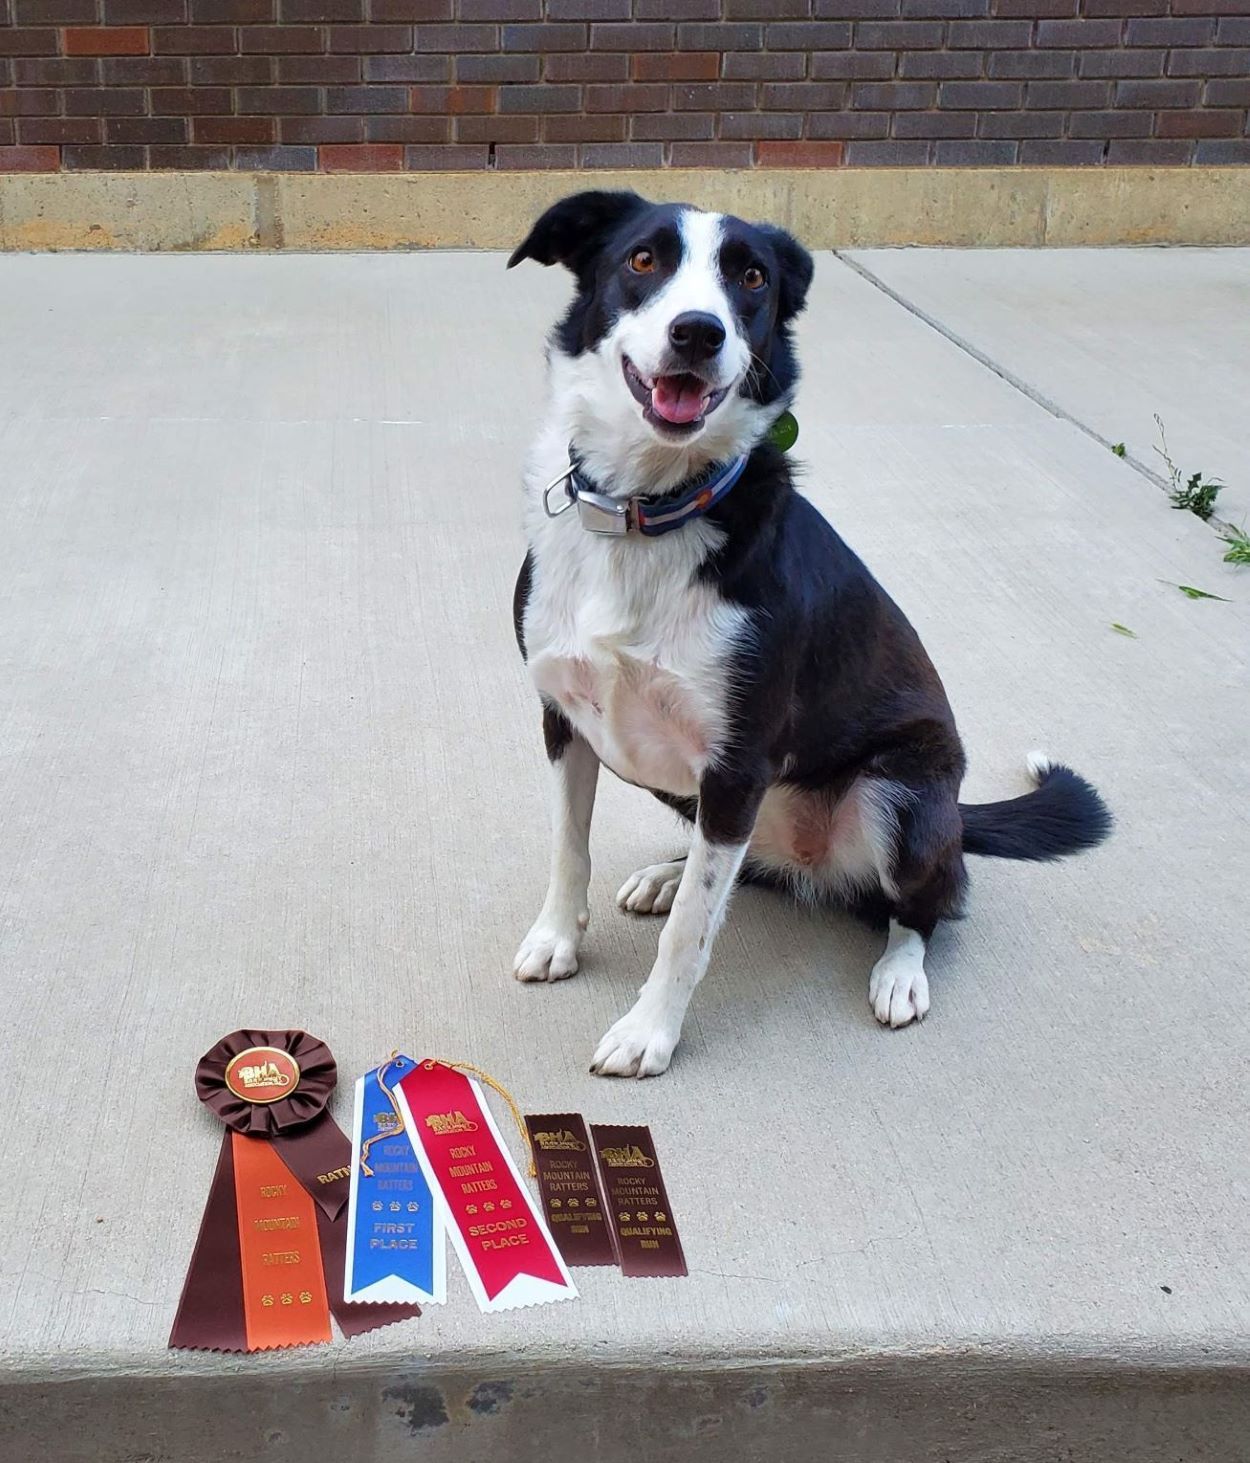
[1,1,1247,172]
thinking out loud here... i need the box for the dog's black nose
[668,311,726,362]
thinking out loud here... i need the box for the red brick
[544,112,627,141]
[188,0,273,18]
[193,55,274,82]
[494,142,577,166]
[107,116,188,142]
[1067,108,1151,137]
[464,0,542,14]
[1019,138,1106,163]
[63,86,148,113]
[0,32,59,58]
[403,142,489,166]
[589,22,675,50]
[319,141,405,169]
[327,24,413,51]
[543,53,627,80]
[365,114,450,139]
[0,88,59,116]
[153,25,238,50]
[235,144,318,167]
[16,58,100,84]
[1172,0,1250,12]
[892,111,976,138]
[454,113,539,141]
[151,85,233,113]
[580,140,663,165]
[64,27,152,55]
[755,138,845,165]
[808,109,891,137]
[669,140,753,164]
[282,0,361,18]
[630,110,715,139]
[240,24,324,50]
[15,0,97,18]
[0,143,61,169]
[370,53,454,80]
[64,143,147,166]
[721,110,802,138]
[673,80,756,108]
[101,56,186,82]
[585,82,668,111]
[631,52,719,81]
[977,108,1063,136]
[500,81,583,111]
[409,84,495,113]
[372,0,451,16]
[18,117,102,144]
[280,114,363,140]
[1106,138,1194,163]
[723,52,806,79]
[149,143,231,165]
[237,82,322,110]
[193,114,277,142]
[1157,108,1243,138]
[278,54,360,82]
[0,122,15,146]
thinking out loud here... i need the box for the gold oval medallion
[224,1045,300,1104]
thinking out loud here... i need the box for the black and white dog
[508,191,1110,1078]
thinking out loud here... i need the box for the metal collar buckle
[542,467,633,536]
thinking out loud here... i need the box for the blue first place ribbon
[344,1055,444,1306]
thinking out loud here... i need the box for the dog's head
[509,191,813,487]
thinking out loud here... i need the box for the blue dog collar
[543,452,749,538]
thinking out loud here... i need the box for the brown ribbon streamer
[591,1123,688,1279]
[170,1028,421,1351]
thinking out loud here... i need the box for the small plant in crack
[1222,525,1250,567]
[1154,415,1224,522]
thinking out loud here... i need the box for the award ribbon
[344,1055,445,1306]
[591,1124,687,1278]
[524,1113,616,1268]
[169,1029,421,1351]
[393,1060,578,1313]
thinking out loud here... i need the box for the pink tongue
[651,374,707,425]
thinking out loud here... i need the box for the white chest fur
[522,450,749,798]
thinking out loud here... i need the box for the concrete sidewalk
[1,248,1248,1462]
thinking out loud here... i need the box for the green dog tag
[767,410,799,453]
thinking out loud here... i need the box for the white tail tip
[1026,750,1053,784]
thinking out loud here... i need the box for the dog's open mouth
[623,356,730,434]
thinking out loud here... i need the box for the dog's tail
[959,752,1112,862]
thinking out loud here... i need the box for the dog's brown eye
[629,248,656,274]
[743,265,766,291]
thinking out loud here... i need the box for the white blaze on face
[613,208,751,394]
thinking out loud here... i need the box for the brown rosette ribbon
[169,1029,421,1352]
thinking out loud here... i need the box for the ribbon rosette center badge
[224,1046,300,1104]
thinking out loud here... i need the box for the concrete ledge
[1,167,1248,250]
[5,1355,1250,1462]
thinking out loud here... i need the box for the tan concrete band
[1,167,1247,251]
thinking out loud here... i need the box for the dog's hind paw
[616,859,685,915]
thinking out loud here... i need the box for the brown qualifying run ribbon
[169,1028,421,1352]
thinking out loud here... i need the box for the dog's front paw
[868,955,930,1028]
[589,1003,679,1078]
[616,859,685,915]
[513,912,587,983]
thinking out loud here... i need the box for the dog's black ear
[757,225,814,324]
[507,191,648,279]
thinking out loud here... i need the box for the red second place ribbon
[395,1061,577,1313]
